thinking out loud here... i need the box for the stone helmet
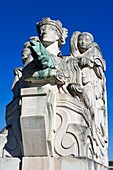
[36,17,68,48]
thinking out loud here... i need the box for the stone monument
[0,17,108,170]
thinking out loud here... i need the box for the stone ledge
[22,157,108,170]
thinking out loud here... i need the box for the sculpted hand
[30,40,43,57]
[67,83,83,98]
[81,57,94,67]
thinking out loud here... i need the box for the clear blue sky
[0,0,113,160]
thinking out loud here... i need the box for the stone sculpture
[0,18,108,170]
[67,31,108,164]
[22,18,69,87]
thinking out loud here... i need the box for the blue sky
[0,0,113,160]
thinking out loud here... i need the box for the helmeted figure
[22,18,69,87]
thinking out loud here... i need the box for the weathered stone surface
[0,158,20,170]
[66,31,108,165]
[22,157,108,170]
[22,157,54,170]
[0,128,8,157]
[20,86,56,157]
[4,98,22,157]
[55,93,90,157]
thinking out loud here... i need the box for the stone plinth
[20,86,55,157]
[22,157,108,170]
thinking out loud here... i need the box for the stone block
[0,129,8,157]
[59,157,108,170]
[0,158,20,170]
[20,116,48,156]
[20,86,55,157]
[22,157,108,170]
[22,157,54,170]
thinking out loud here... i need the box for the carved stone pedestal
[1,85,108,170]
[19,87,108,170]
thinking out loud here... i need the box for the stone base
[20,86,55,157]
[0,158,21,170]
[22,157,108,170]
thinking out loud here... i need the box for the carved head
[36,18,68,48]
[22,45,31,64]
[78,32,94,52]
[81,67,93,85]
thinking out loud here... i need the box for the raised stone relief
[1,18,108,170]
[66,31,108,164]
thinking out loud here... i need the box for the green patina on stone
[30,40,55,68]
[38,70,45,78]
